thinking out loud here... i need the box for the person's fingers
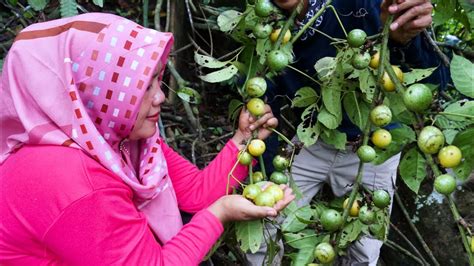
[250,112,274,130]
[390,2,432,31]
[403,13,432,31]
[244,204,278,219]
[273,186,295,211]
[389,0,429,14]
[263,117,279,129]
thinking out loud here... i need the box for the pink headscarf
[0,13,182,242]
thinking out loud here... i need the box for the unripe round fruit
[313,242,336,264]
[403,83,433,112]
[238,151,253,165]
[357,145,376,163]
[358,206,376,225]
[343,198,361,217]
[371,129,392,149]
[370,105,392,127]
[369,51,380,69]
[373,190,390,208]
[254,0,274,17]
[270,28,291,44]
[272,155,289,171]
[320,209,343,232]
[248,139,266,157]
[352,52,371,70]
[252,171,265,183]
[417,126,445,154]
[382,66,403,92]
[255,191,276,206]
[438,145,462,168]
[347,29,367,48]
[267,50,289,72]
[246,77,267,98]
[265,184,284,202]
[243,184,262,201]
[434,174,456,195]
[270,171,288,185]
[247,98,266,117]
[253,24,273,39]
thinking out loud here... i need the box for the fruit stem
[394,191,440,266]
[249,163,254,185]
[327,5,347,37]
[273,1,299,50]
[291,0,333,44]
[259,155,267,179]
[269,127,295,147]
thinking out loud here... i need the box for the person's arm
[42,188,224,265]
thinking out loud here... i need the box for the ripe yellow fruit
[382,65,403,92]
[343,198,361,217]
[438,145,462,168]
[270,28,291,44]
[248,139,266,157]
[369,51,380,69]
[371,129,392,149]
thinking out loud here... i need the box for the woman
[0,13,293,265]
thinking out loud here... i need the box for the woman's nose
[152,89,165,106]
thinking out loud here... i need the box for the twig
[423,30,450,67]
[292,0,333,43]
[390,222,430,266]
[143,0,149,27]
[385,239,425,265]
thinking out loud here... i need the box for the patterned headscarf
[0,13,182,242]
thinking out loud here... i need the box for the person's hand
[207,185,295,223]
[381,0,433,45]
[231,105,278,148]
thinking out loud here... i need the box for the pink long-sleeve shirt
[0,140,247,265]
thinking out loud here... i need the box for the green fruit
[417,126,445,154]
[255,191,276,207]
[254,0,274,17]
[243,184,262,201]
[252,171,265,183]
[320,209,343,232]
[267,50,289,72]
[347,29,367,48]
[248,139,266,157]
[265,184,284,202]
[434,174,456,195]
[270,171,288,185]
[313,242,336,264]
[352,52,371,70]
[357,145,376,163]
[470,237,474,253]
[403,83,433,112]
[371,129,392,149]
[253,24,273,39]
[272,155,289,171]
[438,145,462,168]
[370,105,392,127]
[247,98,266,117]
[373,190,390,208]
[358,206,376,225]
[246,77,267,98]
[238,151,253,165]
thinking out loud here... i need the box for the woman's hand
[381,0,433,45]
[207,185,295,223]
[231,105,278,148]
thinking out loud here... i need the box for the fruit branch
[291,0,333,44]
[273,1,299,49]
[327,5,347,37]
[390,222,430,266]
[385,239,425,265]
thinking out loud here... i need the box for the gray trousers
[246,140,400,266]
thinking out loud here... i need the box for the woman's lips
[146,112,160,121]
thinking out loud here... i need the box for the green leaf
[314,57,336,82]
[194,52,228,68]
[373,125,416,165]
[384,91,415,124]
[343,91,370,131]
[228,99,243,121]
[369,209,389,240]
[60,0,78,17]
[235,220,263,253]
[441,100,474,123]
[281,205,313,233]
[359,69,377,103]
[28,0,48,11]
[92,0,103,7]
[320,129,347,150]
[338,220,364,248]
[399,147,427,194]
[453,159,474,181]
[217,10,242,32]
[433,0,457,25]
[297,104,320,147]
[443,129,458,144]
[290,248,314,266]
[317,108,340,130]
[177,87,202,104]
[199,65,238,83]
[402,67,437,85]
[292,87,318,108]
[452,127,474,158]
[322,82,341,116]
[450,54,474,98]
[283,230,320,249]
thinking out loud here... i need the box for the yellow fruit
[382,65,403,92]
[248,139,266,157]
[270,28,291,44]
[369,51,380,69]
[470,237,474,253]
[343,198,360,217]
[371,129,392,149]
[438,145,462,168]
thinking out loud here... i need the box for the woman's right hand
[207,185,295,223]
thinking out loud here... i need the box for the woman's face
[128,71,165,140]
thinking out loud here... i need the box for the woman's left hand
[231,104,278,148]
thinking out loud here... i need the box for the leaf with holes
[292,87,318,108]
[399,147,427,194]
[359,69,376,103]
[338,219,364,248]
[441,100,474,123]
[315,57,337,82]
[235,220,263,253]
[402,67,436,85]
[194,52,228,69]
[177,87,202,104]
[284,230,321,249]
[451,54,474,97]
[199,65,238,83]
[297,104,320,146]
[217,10,242,32]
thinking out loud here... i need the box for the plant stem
[394,191,440,266]
[143,0,149,27]
[385,239,425,265]
[259,155,267,179]
[292,0,333,43]
[269,128,295,148]
[390,222,430,266]
[273,1,300,50]
[327,5,347,37]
